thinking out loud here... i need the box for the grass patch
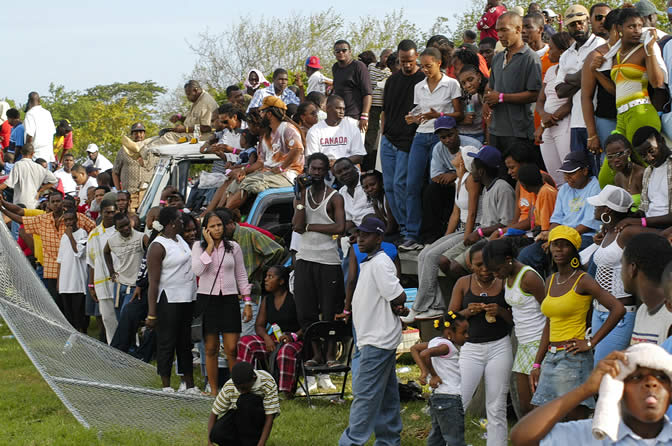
[0,320,498,445]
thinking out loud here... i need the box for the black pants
[45,278,64,314]
[363,106,383,171]
[210,393,266,446]
[293,260,344,330]
[421,181,456,244]
[489,134,546,173]
[155,293,193,378]
[111,293,148,353]
[60,293,86,332]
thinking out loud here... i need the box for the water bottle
[191,124,201,144]
[62,333,77,354]
[466,103,475,113]
[270,323,282,341]
[2,335,14,340]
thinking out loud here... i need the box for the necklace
[308,187,326,207]
[474,276,498,296]
[555,269,577,285]
[626,163,635,192]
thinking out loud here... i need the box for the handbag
[191,246,227,343]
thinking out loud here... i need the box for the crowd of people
[5,1,672,445]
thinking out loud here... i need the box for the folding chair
[296,320,354,407]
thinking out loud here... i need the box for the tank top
[611,44,649,107]
[594,232,631,298]
[455,172,482,225]
[504,266,546,344]
[461,277,510,343]
[150,235,197,303]
[265,292,301,333]
[541,272,592,342]
[296,188,341,265]
[595,68,617,119]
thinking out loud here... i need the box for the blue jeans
[113,283,136,320]
[571,127,601,177]
[517,235,593,275]
[592,308,636,364]
[339,345,402,446]
[11,221,20,240]
[427,394,465,446]
[351,324,360,379]
[380,136,409,236]
[406,132,439,241]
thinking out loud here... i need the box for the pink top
[191,241,252,296]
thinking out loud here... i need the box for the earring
[619,32,623,37]
[509,261,513,265]
[570,257,580,268]
[600,212,612,225]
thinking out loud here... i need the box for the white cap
[587,185,633,213]
[86,143,99,153]
[543,8,558,18]
[512,6,525,16]
[460,145,481,173]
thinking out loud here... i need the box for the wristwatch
[586,339,592,349]
[296,204,305,211]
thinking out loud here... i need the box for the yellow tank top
[610,44,648,107]
[541,272,592,342]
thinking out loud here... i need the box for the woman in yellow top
[529,225,625,420]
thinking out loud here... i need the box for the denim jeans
[427,393,465,446]
[114,283,136,320]
[11,221,20,240]
[351,324,360,379]
[414,232,463,312]
[592,308,636,363]
[339,345,402,446]
[517,235,593,276]
[407,132,439,241]
[380,136,409,236]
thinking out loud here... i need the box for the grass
[0,319,497,445]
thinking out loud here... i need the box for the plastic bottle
[191,124,201,144]
[270,323,282,341]
[2,335,14,340]
[62,333,77,354]
[466,103,475,113]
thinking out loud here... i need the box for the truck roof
[149,142,219,161]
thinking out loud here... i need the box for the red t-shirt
[0,120,11,150]
[477,5,507,41]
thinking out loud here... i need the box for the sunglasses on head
[567,11,586,19]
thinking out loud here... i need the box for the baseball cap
[512,5,525,16]
[564,5,589,25]
[557,151,589,173]
[259,96,287,111]
[434,116,457,133]
[130,122,146,132]
[86,143,99,153]
[542,8,558,18]
[85,165,99,175]
[305,56,323,69]
[587,185,634,213]
[636,0,663,16]
[231,361,256,387]
[461,145,481,173]
[58,119,73,132]
[467,145,502,169]
[356,216,385,234]
[548,225,582,251]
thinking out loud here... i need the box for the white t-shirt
[536,45,550,59]
[106,230,144,286]
[78,176,99,203]
[307,71,332,94]
[83,154,114,172]
[413,75,462,133]
[305,118,367,161]
[352,251,404,350]
[55,168,77,196]
[339,180,374,226]
[631,304,672,345]
[23,105,56,162]
[4,158,58,209]
[428,337,462,395]
[57,229,88,294]
[646,164,669,218]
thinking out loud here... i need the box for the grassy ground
[0,319,497,445]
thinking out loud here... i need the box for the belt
[548,344,573,353]
[593,301,637,313]
[617,98,650,114]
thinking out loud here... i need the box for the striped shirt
[212,369,280,416]
[368,63,391,107]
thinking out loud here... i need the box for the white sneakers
[401,308,444,323]
[318,375,337,390]
[296,374,337,395]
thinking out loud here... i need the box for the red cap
[305,56,322,69]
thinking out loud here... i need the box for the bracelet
[532,363,541,369]
[305,223,310,232]
[159,200,166,205]
[641,217,647,227]
[587,135,598,141]
[146,315,157,320]
[360,113,369,117]
[279,166,285,172]
[497,228,504,236]
[498,93,504,103]
[290,332,298,342]
[360,116,368,120]
[243,296,252,302]
[477,228,484,237]
[343,309,351,315]
[232,147,238,154]
[439,112,445,118]
[87,284,94,289]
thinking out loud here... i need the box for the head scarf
[0,101,10,124]
[244,69,270,91]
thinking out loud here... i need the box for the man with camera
[292,152,346,367]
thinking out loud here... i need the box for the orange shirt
[519,183,558,230]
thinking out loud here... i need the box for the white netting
[0,221,212,432]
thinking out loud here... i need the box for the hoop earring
[600,212,612,224]
[570,257,580,269]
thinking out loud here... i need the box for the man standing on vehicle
[112,123,156,211]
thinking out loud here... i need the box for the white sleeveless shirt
[150,235,197,303]
[505,265,545,344]
[296,188,341,265]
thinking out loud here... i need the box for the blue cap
[356,216,385,234]
[467,145,502,169]
[434,116,457,133]
[504,228,526,237]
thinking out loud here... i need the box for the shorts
[512,340,540,375]
[531,349,595,409]
[227,171,292,195]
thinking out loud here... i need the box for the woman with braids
[529,225,624,420]
[603,134,644,211]
[224,96,305,210]
[457,64,488,143]
[192,209,252,395]
[482,237,546,416]
[448,240,512,446]
[145,206,199,393]
[293,101,319,140]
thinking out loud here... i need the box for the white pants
[459,336,513,446]
[540,116,571,187]
[98,298,118,345]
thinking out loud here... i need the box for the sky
[4,1,470,105]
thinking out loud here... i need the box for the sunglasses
[606,150,627,160]
[334,48,349,54]
[594,14,606,21]
[566,11,587,19]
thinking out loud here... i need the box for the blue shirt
[10,123,24,147]
[663,337,672,420]
[550,176,601,235]
[430,135,481,178]
[247,85,300,112]
[353,242,398,275]
[541,417,672,445]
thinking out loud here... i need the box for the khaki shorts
[227,171,292,195]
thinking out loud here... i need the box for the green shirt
[232,224,284,297]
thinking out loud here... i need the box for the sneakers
[177,381,187,392]
[204,383,211,394]
[415,309,445,320]
[296,376,318,396]
[398,238,424,251]
[182,387,202,396]
[400,308,419,324]
[318,375,337,390]
[161,387,175,393]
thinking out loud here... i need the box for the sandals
[326,360,340,368]
[304,359,320,367]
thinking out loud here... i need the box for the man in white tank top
[292,153,346,365]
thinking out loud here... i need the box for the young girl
[411,311,469,446]
[457,64,487,143]
[360,170,397,236]
[56,209,88,332]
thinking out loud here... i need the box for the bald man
[483,12,542,157]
